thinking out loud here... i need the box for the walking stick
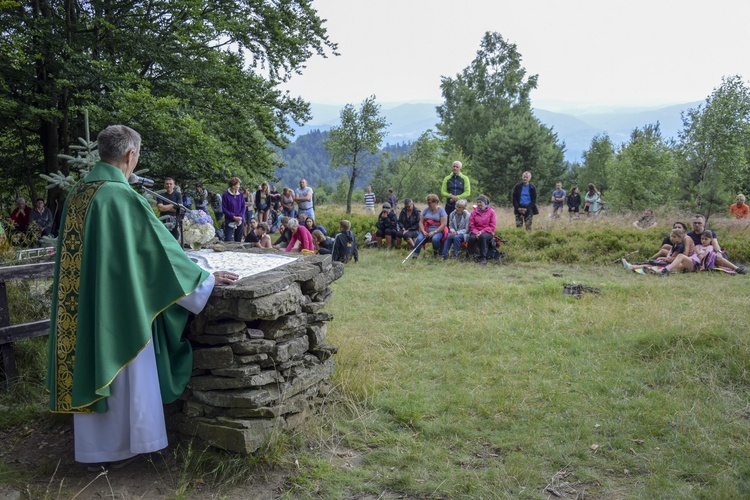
[402,235,428,264]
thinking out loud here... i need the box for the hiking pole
[402,235,428,264]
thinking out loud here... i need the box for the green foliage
[371,131,449,202]
[313,207,376,244]
[606,124,677,210]
[437,32,565,204]
[677,75,750,215]
[325,96,389,213]
[437,31,538,158]
[0,0,337,199]
[473,109,566,203]
[576,133,615,192]
[275,130,339,189]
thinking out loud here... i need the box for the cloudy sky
[281,0,750,111]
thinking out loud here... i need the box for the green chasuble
[46,162,209,413]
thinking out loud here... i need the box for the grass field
[285,245,750,498]
[2,211,749,498]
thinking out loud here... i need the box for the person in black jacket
[511,171,538,231]
[396,198,420,249]
[375,203,399,249]
[332,220,358,263]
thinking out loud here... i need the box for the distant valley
[289,100,703,163]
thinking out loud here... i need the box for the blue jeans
[442,232,466,257]
[298,207,315,221]
[414,232,443,256]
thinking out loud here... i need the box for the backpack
[487,235,507,262]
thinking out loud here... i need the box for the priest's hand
[214,271,239,285]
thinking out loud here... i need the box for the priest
[46,125,238,468]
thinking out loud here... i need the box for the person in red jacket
[10,197,30,232]
[468,195,497,265]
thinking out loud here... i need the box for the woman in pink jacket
[285,218,315,253]
[467,195,496,265]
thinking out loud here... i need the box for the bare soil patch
[0,417,290,499]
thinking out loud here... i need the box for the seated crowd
[622,214,747,275]
[375,193,500,265]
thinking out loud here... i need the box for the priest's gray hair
[97,125,141,163]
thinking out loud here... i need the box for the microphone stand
[137,184,191,249]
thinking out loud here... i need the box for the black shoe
[737,265,747,275]
[479,258,487,265]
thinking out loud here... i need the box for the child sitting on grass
[332,220,358,263]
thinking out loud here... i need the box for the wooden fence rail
[0,262,55,383]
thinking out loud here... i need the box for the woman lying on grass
[624,230,747,275]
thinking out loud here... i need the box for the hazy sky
[280,0,750,111]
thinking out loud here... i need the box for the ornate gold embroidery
[51,181,104,413]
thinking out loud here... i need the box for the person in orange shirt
[729,194,750,219]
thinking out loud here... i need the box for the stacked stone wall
[170,250,343,454]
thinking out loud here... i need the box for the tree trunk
[345,167,357,214]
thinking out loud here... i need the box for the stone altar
[169,247,343,454]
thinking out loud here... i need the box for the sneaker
[737,265,747,275]
[621,258,633,271]
[479,258,488,265]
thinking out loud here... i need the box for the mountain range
[289,100,704,163]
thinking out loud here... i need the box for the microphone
[128,173,155,188]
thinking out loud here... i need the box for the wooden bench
[0,262,54,383]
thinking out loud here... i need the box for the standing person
[243,187,255,237]
[254,182,270,223]
[210,190,224,223]
[295,178,314,221]
[467,195,497,265]
[194,183,208,212]
[511,171,538,231]
[584,184,601,218]
[550,181,566,219]
[46,124,238,468]
[442,198,470,259]
[30,198,53,236]
[156,177,183,240]
[387,189,398,212]
[729,194,749,219]
[413,194,448,259]
[281,187,298,219]
[269,184,282,212]
[567,186,581,219]
[440,161,471,218]
[222,177,245,242]
[10,197,30,232]
[364,186,376,214]
[396,198,420,249]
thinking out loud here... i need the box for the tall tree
[437,32,564,203]
[472,110,566,203]
[324,96,388,213]
[371,131,452,203]
[437,31,538,158]
[607,124,676,210]
[578,134,615,192]
[677,75,750,213]
[0,1,336,215]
